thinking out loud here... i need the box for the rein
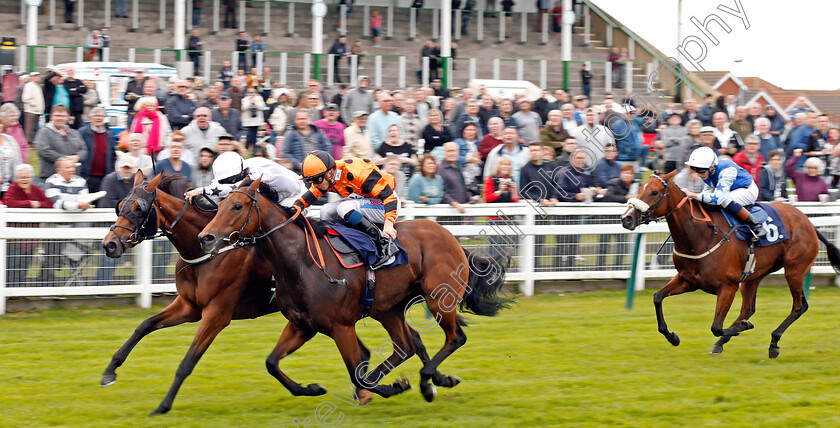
[224,189,346,285]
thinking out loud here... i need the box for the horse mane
[157,173,192,199]
[239,178,332,237]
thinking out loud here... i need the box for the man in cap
[211,92,242,140]
[343,111,373,158]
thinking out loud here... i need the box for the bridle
[635,173,686,225]
[110,186,189,246]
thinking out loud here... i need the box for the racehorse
[621,169,840,358]
[198,177,511,402]
[101,172,280,414]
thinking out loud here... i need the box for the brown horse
[621,170,840,358]
[198,178,511,402]
[101,172,280,414]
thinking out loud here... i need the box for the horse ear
[663,169,679,181]
[250,176,262,191]
[146,173,163,191]
[133,169,145,186]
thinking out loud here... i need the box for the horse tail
[459,248,514,317]
[816,229,840,274]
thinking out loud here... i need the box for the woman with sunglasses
[683,146,766,241]
[184,151,306,208]
[294,150,399,270]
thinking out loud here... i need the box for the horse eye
[233,202,244,211]
[651,191,659,196]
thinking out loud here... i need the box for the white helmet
[685,146,718,169]
[212,152,245,182]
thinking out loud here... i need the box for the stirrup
[371,240,397,270]
[750,226,766,242]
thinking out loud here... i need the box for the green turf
[3,287,840,427]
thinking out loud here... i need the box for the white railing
[2,202,839,315]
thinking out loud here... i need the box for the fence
[2,202,839,315]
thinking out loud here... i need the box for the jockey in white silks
[184,152,307,208]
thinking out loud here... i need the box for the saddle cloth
[720,202,790,247]
[326,222,409,269]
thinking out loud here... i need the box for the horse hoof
[709,344,723,355]
[743,320,755,330]
[434,375,461,388]
[356,389,374,405]
[148,406,169,416]
[769,345,781,359]
[668,332,680,346]
[420,383,437,403]
[306,383,327,396]
[100,373,117,387]
[395,377,412,393]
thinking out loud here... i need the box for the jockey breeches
[719,182,759,208]
[320,194,401,226]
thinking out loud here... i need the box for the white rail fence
[2,202,839,314]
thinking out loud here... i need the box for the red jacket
[732,151,765,184]
[2,181,53,250]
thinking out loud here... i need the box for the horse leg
[418,300,467,403]
[409,327,461,388]
[331,325,411,399]
[264,322,327,396]
[101,296,200,387]
[769,271,809,359]
[711,281,758,354]
[710,285,738,338]
[150,304,233,415]
[356,310,416,399]
[653,274,696,346]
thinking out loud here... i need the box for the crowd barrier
[2,201,839,315]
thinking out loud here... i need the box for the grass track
[2,287,840,427]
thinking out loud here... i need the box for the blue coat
[283,125,330,172]
[78,124,117,178]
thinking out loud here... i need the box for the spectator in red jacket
[732,134,765,183]
[1,164,53,285]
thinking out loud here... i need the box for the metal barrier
[2,202,839,315]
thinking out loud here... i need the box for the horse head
[102,171,163,258]
[621,169,679,230]
[199,176,263,255]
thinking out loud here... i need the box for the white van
[52,62,178,132]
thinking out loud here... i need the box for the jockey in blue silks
[683,146,766,241]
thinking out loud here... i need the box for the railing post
[386,6,394,40]
[238,0,245,32]
[476,11,483,43]
[374,56,382,88]
[0,208,7,315]
[231,50,238,71]
[454,9,462,41]
[340,5,348,36]
[363,5,370,37]
[626,63,633,93]
[583,5,590,46]
[516,59,523,81]
[604,62,612,92]
[303,53,311,84]
[130,0,139,32]
[135,240,153,309]
[540,13,548,45]
[606,26,613,47]
[76,47,83,62]
[628,39,635,62]
[349,55,358,87]
[46,46,54,68]
[154,49,162,65]
[103,47,110,62]
[327,53,334,87]
[263,0,270,35]
[469,57,476,81]
[204,50,211,81]
[408,7,416,41]
[19,0,25,29]
[105,0,111,29]
[540,59,547,89]
[279,52,287,86]
[520,211,535,296]
[497,11,505,44]
[212,0,219,34]
[77,0,85,30]
[286,2,295,37]
[398,55,406,88]
[519,12,527,44]
[256,51,264,72]
[20,45,28,73]
[432,8,439,40]
[625,233,643,309]
[421,56,429,87]
[158,0,166,33]
[48,0,56,29]
[186,0,192,30]
[493,58,500,80]
[634,233,647,292]
[128,47,135,62]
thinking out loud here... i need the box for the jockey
[184,152,307,208]
[294,150,399,270]
[684,146,766,241]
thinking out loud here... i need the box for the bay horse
[198,178,511,402]
[621,169,840,358]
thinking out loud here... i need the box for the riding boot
[733,206,767,241]
[344,211,396,270]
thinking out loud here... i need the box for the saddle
[325,230,365,269]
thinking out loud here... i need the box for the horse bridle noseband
[110,186,189,246]
[637,174,675,225]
